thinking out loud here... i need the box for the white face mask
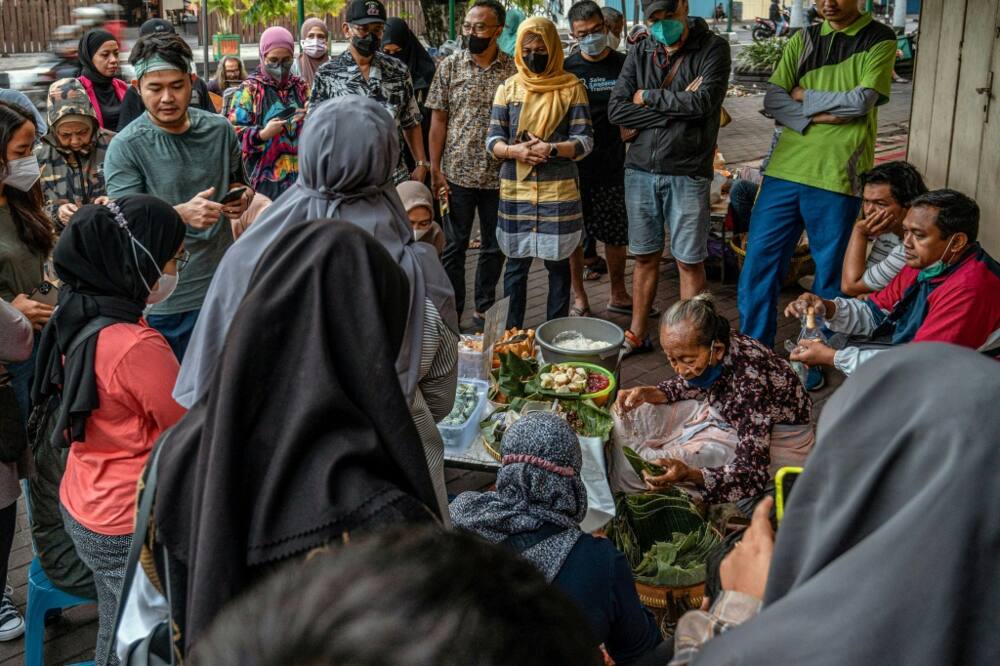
[303,37,328,58]
[607,32,621,51]
[2,155,41,192]
[146,272,178,305]
[414,226,430,241]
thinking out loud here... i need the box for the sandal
[584,257,608,274]
[606,302,661,318]
[569,305,592,318]
[469,237,482,249]
[583,267,602,281]
[622,329,654,357]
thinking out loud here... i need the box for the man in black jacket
[607,0,730,354]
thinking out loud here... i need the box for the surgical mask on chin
[579,32,609,57]
[146,272,178,305]
[414,226,430,241]
[651,18,685,46]
[352,33,379,58]
[2,155,41,192]
[917,235,958,283]
[264,62,292,83]
[302,37,327,58]
[684,358,724,389]
[607,32,621,50]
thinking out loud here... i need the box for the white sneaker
[0,586,24,641]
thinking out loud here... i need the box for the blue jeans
[504,257,571,330]
[441,182,504,316]
[147,309,200,362]
[737,177,861,347]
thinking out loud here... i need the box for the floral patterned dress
[656,332,812,503]
[227,70,308,200]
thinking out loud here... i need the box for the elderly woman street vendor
[451,412,661,665]
[614,294,812,507]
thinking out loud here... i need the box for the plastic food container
[538,362,617,407]
[457,335,492,381]
[438,379,489,453]
[536,317,625,373]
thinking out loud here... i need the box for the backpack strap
[66,316,121,358]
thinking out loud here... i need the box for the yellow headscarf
[512,17,582,180]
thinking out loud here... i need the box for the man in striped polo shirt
[737,0,896,390]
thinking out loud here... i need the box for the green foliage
[305,0,347,16]
[208,0,239,33]
[632,526,721,587]
[736,36,788,73]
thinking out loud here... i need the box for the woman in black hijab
[31,196,186,666]
[144,221,441,656]
[670,343,1000,665]
[382,18,437,92]
[77,29,127,129]
[382,18,436,171]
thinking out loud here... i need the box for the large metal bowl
[536,317,625,373]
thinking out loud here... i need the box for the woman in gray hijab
[174,95,458,517]
[451,412,661,665]
[670,342,1000,665]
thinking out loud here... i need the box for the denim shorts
[624,169,711,263]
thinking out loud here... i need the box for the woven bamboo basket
[728,232,814,288]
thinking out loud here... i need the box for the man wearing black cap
[116,17,217,131]
[309,0,429,185]
[607,0,730,356]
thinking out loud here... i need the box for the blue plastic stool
[25,558,95,666]
[20,480,96,666]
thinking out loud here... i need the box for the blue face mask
[650,18,685,46]
[685,359,724,389]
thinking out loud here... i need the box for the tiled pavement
[0,82,913,666]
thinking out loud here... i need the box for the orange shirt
[60,321,186,535]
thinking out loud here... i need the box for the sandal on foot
[583,267,602,281]
[569,305,592,317]
[606,303,661,318]
[622,329,654,357]
[584,257,608,274]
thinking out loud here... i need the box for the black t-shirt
[565,50,627,183]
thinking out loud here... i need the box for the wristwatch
[415,160,431,168]
[548,144,559,158]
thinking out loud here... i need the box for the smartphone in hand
[220,186,248,205]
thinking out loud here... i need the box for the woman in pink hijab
[291,17,330,91]
[226,26,308,199]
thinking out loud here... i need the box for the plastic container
[538,362,617,407]
[457,335,491,381]
[438,379,489,453]
[536,317,625,373]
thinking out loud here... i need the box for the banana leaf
[622,446,665,477]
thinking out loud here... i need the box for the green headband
[134,53,190,80]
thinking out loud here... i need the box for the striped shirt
[411,298,459,523]
[862,233,906,291]
[486,78,594,261]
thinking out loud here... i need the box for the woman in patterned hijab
[450,411,587,580]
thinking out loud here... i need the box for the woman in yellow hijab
[486,17,594,330]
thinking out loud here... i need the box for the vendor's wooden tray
[635,580,708,639]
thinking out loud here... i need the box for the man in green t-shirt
[737,0,895,390]
[104,33,250,360]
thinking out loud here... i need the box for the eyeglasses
[350,23,385,37]
[174,249,190,270]
[461,22,499,36]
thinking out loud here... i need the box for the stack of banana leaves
[608,454,721,588]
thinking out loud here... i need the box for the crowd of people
[0,0,998,663]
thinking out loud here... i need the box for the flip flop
[583,267,602,281]
[584,257,608,274]
[622,329,654,357]
[607,303,661,318]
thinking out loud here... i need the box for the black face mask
[524,52,549,74]
[352,33,379,58]
[465,34,492,54]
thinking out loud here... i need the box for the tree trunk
[420,0,451,47]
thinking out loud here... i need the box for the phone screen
[775,466,803,525]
